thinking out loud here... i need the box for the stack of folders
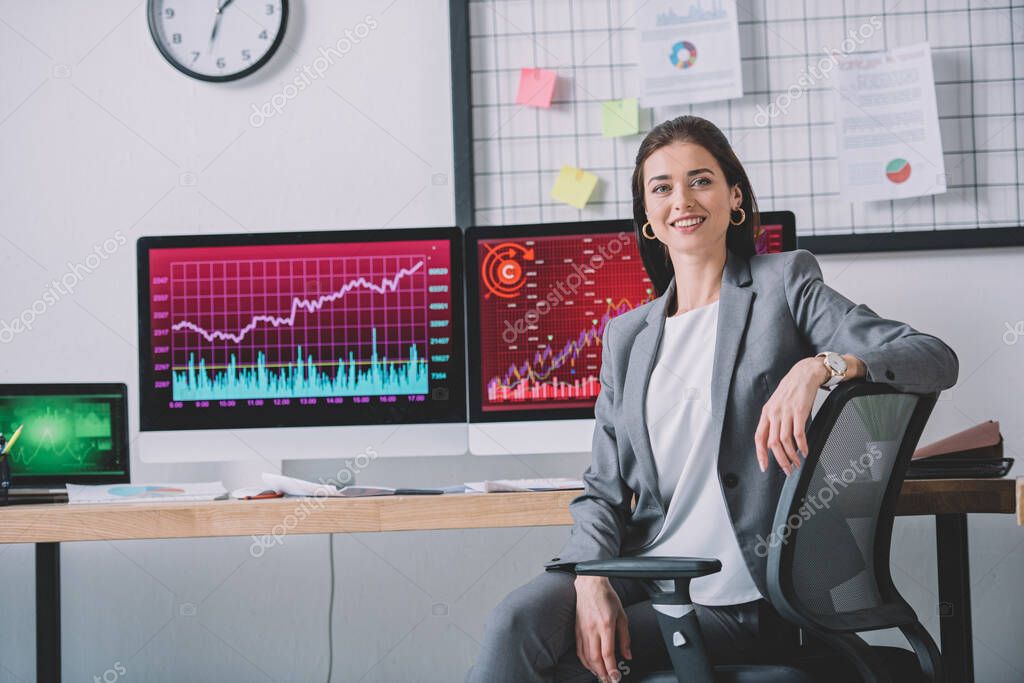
[906,420,1012,479]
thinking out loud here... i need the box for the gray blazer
[545,249,959,598]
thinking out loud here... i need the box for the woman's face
[642,141,742,258]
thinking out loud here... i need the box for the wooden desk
[1018,477,1024,526]
[1,478,1018,682]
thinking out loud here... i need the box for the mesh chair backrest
[767,383,936,632]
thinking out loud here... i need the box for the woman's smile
[668,214,706,233]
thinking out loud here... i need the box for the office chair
[576,381,941,682]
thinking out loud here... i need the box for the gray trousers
[466,570,793,683]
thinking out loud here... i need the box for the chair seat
[635,664,814,683]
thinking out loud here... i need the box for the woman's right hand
[574,575,632,682]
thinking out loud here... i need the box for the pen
[1,425,23,455]
[243,490,285,500]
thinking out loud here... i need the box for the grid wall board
[466,0,1024,244]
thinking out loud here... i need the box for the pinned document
[516,67,557,108]
[635,1,744,106]
[551,165,599,209]
[602,98,641,137]
[835,42,946,202]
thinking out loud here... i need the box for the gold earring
[729,208,746,226]
[642,222,656,240]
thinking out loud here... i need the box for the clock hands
[208,0,236,53]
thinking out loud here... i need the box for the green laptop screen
[0,393,127,479]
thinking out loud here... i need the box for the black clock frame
[147,0,289,83]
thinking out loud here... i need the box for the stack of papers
[67,482,226,504]
[259,473,445,498]
[464,478,584,493]
[262,473,395,497]
[63,476,583,503]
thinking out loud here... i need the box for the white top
[636,300,762,605]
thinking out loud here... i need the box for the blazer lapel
[709,252,754,447]
[623,279,674,513]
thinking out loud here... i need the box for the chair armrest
[575,557,722,580]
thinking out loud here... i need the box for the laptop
[0,383,130,504]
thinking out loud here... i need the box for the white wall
[1,2,1022,682]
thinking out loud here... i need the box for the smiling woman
[466,115,960,683]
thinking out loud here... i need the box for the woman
[466,116,958,682]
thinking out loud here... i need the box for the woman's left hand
[754,358,828,475]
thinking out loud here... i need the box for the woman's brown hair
[631,115,760,296]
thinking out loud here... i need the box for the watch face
[148,0,288,82]
[827,353,847,374]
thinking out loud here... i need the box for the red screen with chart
[474,223,787,414]
[476,230,654,412]
[140,233,462,431]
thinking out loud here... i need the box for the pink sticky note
[516,68,557,108]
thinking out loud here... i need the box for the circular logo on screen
[669,41,698,69]
[481,242,534,299]
[886,158,912,183]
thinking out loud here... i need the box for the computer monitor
[136,227,466,461]
[465,211,796,455]
[0,383,129,487]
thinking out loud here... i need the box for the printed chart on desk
[144,240,457,429]
[466,1,1023,245]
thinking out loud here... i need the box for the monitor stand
[469,419,594,455]
[136,423,468,463]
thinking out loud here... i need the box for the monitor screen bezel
[0,382,130,487]
[137,227,467,432]
[465,212,796,423]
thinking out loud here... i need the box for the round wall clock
[147,1,288,82]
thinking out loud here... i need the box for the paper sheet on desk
[66,482,226,504]
[261,473,396,498]
[465,478,584,493]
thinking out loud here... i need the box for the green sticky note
[551,165,599,210]
[602,98,640,137]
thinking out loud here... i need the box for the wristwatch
[815,351,847,390]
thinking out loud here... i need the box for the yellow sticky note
[602,98,640,137]
[551,165,599,210]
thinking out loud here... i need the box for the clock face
[147,0,288,82]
